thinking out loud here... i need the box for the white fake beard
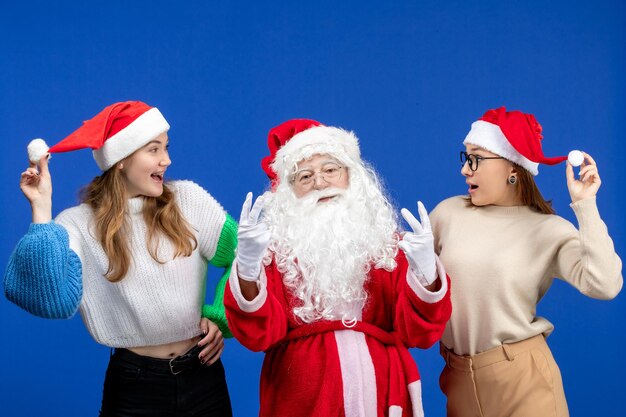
[262,166,398,324]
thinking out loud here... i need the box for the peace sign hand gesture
[236,192,271,282]
[398,201,437,287]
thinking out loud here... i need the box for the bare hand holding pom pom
[22,139,53,223]
[566,151,601,203]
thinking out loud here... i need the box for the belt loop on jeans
[501,343,514,361]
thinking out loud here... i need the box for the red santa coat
[224,250,451,417]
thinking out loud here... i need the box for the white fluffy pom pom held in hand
[27,138,50,164]
[568,150,584,167]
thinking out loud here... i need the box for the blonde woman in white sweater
[430,106,622,417]
[5,101,236,416]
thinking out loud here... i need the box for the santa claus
[224,119,452,417]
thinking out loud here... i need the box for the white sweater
[55,180,228,348]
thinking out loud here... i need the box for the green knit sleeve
[209,213,237,268]
[202,214,237,338]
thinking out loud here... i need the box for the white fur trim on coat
[408,380,424,417]
[406,256,448,304]
[228,262,268,313]
[93,107,170,171]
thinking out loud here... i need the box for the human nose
[312,172,329,189]
[160,151,171,167]
[461,160,472,177]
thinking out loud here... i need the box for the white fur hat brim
[463,120,539,175]
[93,107,170,171]
[271,125,361,182]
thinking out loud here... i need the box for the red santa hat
[27,101,170,171]
[261,119,361,189]
[463,106,568,176]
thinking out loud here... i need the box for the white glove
[398,201,437,287]
[236,192,271,282]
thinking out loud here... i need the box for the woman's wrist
[31,202,52,223]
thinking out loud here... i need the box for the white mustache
[299,188,347,205]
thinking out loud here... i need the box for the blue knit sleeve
[4,222,83,319]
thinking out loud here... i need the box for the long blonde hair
[79,165,197,282]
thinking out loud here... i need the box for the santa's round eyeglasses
[460,151,505,172]
[290,162,345,189]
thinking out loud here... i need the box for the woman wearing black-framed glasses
[429,107,622,417]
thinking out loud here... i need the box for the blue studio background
[1,1,624,416]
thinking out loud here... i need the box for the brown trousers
[439,335,569,417]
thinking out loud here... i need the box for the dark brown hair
[465,162,555,215]
[514,163,555,214]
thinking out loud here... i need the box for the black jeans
[99,348,232,417]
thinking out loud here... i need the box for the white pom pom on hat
[27,138,50,163]
[568,150,584,167]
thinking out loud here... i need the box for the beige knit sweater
[430,196,622,355]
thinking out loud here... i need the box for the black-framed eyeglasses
[460,151,505,172]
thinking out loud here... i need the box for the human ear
[507,164,519,185]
